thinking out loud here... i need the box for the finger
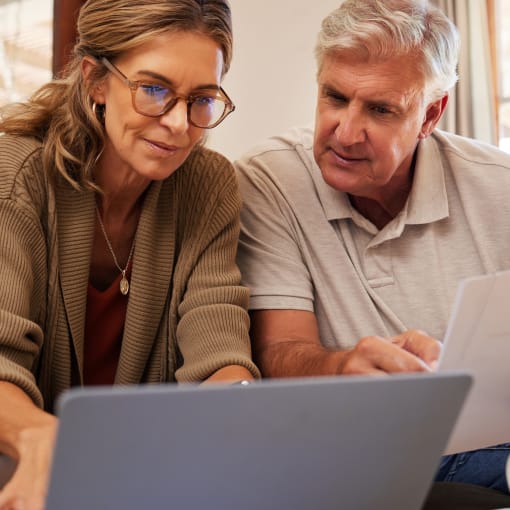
[344,336,431,374]
[0,493,24,510]
[339,355,390,376]
[372,344,431,373]
[0,461,48,510]
[338,337,391,375]
[390,330,442,369]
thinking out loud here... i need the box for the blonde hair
[0,0,233,190]
[315,0,459,102]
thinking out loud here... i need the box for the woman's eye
[193,95,216,106]
[140,84,168,98]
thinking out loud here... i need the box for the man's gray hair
[315,0,460,101]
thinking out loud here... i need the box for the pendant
[120,271,130,295]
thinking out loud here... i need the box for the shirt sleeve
[235,152,314,312]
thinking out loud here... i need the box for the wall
[206,0,340,161]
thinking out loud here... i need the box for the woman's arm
[174,152,260,382]
[202,365,255,384]
[0,382,57,510]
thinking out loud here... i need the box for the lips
[146,138,179,151]
[328,147,366,165]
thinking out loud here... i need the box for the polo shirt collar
[309,134,449,226]
[405,134,449,225]
[306,151,352,221]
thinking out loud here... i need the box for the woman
[0,0,259,507]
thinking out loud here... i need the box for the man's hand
[337,329,442,375]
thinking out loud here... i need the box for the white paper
[439,269,510,455]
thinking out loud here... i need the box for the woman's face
[91,31,224,187]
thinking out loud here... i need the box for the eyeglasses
[100,57,235,129]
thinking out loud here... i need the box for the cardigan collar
[56,177,177,385]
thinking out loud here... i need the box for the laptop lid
[439,269,510,454]
[46,372,471,510]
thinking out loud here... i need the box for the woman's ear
[81,56,106,104]
[419,94,449,139]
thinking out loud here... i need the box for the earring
[92,101,105,123]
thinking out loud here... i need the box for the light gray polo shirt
[236,127,510,349]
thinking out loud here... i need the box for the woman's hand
[0,383,57,510]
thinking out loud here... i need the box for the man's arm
[251,309,442,378]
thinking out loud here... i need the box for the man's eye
[372,105,391,115]
[325,91,347,104]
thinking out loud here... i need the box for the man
[236,0,510,497]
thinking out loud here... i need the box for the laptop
[439,269,510,454]
[45,372,471,510]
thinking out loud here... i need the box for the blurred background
[1,0,509,159]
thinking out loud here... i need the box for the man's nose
[334,107,366,145]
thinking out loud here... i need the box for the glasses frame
[100,57,235,129]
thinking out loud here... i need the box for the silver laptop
[45,373,471,510]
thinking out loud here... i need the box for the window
[0,0,52,106]
[495,0,510,152]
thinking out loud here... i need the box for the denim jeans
[435,443,510,494]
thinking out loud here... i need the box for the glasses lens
[135,84,172,115]
[190,95,228,128]
[133,84,232,127]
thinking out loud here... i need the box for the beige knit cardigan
[0,135,258,412]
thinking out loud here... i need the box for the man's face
[313,53,440,202]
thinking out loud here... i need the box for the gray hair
[315,0,460,101]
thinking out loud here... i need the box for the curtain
[433,0,498,145]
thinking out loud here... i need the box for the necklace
[95,206,136,295]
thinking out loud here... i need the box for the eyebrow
[135,69,220,92]
[367,99,399,110]
[321,82,405,113]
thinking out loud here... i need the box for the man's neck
[349,167,415,230]
[349,154,417,229]
[348,194,404,230]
